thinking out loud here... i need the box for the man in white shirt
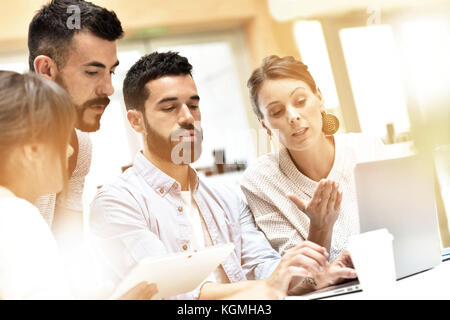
[89,52,356,299]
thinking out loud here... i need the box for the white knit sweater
[35,129,92,226]
[241,133,386,261]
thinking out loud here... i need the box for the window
[84,30,254,206]
[399,19,450,114]
[399,17,450,237]
[148,30,256,170]
[0,52,28,72]
[84,44,147,211]
[294,20,339,111]
[340,25,410,143]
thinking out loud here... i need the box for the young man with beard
[28,0,123,249]
[88,52,356,299]
[25,0,159,300]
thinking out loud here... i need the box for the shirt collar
[133,151,200,196]
[0,186,15,198]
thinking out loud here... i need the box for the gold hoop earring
[322,112,340,135]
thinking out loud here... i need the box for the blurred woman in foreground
[0,71,156,299]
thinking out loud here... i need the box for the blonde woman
[0,71,155,300]
[241,56,386,289]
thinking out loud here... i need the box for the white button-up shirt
[89,151,280,299]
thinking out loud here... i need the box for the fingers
[286,265,313,279]
[286,194,307,212]
[267,264,313,296]
[293,249,327,273]
[287,180,331,219]
[286,246,326,270]
[288,179,342,228]
[142,283,158,300]
[284,241,329,273]
[312,179,335,211]
[120,281,158,300]
[132,281,148,292]
[269,242,330,295]
[318,180,342,224]
[134,282,158,300]
[326,181,338,213]
[332,267,357,280]
[340,250,354,268]
[311,180,326,207]
[290,240,328,257]
[321,180,333,206]
[334,189,343,211]
[120,282,145,300]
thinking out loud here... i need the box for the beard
[74,96,110,132]
[143,116,203,165]
[55,75,110,132]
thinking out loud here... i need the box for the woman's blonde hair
[247,55,318,119]
[0,70,76,184]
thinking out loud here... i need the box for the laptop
[293,155,442,300]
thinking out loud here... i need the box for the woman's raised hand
[287,179,342,236]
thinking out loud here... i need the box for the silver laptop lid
[354,155,442,279]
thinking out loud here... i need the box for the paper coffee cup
[348,228,396,296]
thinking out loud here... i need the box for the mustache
[171,124,203,140]
[82,97,111,108]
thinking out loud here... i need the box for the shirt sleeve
[235,190,281,280]
[241,184,305,256]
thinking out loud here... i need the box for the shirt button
[182,244,188,250]
[159,188,164,194]
[178,206,183,212]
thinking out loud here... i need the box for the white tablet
[111,243,235,299]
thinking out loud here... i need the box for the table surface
[289,259,450,300]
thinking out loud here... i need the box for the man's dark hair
[28,0,124,71]
[123,51,193,112]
